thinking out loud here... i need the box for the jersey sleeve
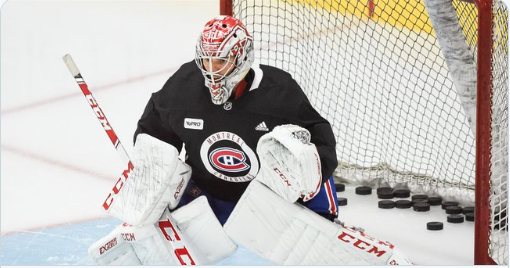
[134,94,183,151]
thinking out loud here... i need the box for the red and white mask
[195,16,254,105]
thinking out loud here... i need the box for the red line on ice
[1,67,177,116]
[1,144,113,181]
[0,216,115,236]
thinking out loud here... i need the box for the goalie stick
[63,54,198,265]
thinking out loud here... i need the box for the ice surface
[0,1,477,266]
[1,218,273,265]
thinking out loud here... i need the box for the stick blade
[63,54,81,77]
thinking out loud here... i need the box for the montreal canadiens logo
[209,148,250,172]
[200,131,259,183]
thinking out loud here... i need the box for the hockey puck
[335,183,345,192]
[465,212,474,222]
[378,190,395,199]
[445,206,463,214]
[378,200,395,209]
[393,189,411,198]
[337,197,348,206]
[447,214,464,223]
[463,206,475,214]
[377,187,393,194]
[428,196,443,206]
[412,194,428,200]
[427,221,443,231]
[355,186,372,195]
[412,199,428,205]
[442,201,459,209]
[395,200,412,209]
[413,202,430,212]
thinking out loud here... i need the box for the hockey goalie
[87,15,412,265]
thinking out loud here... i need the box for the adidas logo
[255,121,269,131]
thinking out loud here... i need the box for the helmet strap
[233,68,254,100]
[233,79,248,100]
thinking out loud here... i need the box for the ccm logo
[85,92,120,145]
[86,94,112,131]
[103,161,134,210]
[158,219,196,265]
[184,118,203,130]
[121,233,136,242]
[337,227,394,259]
[273,168,291,187]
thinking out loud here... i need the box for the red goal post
[220,0,509,265]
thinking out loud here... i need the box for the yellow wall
[284,0,478,37]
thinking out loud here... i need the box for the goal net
[225,0,508,264]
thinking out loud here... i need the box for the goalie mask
[195,16,254,105]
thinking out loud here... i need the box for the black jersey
[135,60,337,202]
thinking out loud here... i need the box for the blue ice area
[1,218,120,265]
[1,218,272,265]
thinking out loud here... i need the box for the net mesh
[234,0,475,201]
[231,0,508,264]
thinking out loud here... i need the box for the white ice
[1,0,217,233]
[1,0,476,266]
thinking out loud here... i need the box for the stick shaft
[63,54,198,265]
[63,54,131,165]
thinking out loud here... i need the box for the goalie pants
[175,176,339,225]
